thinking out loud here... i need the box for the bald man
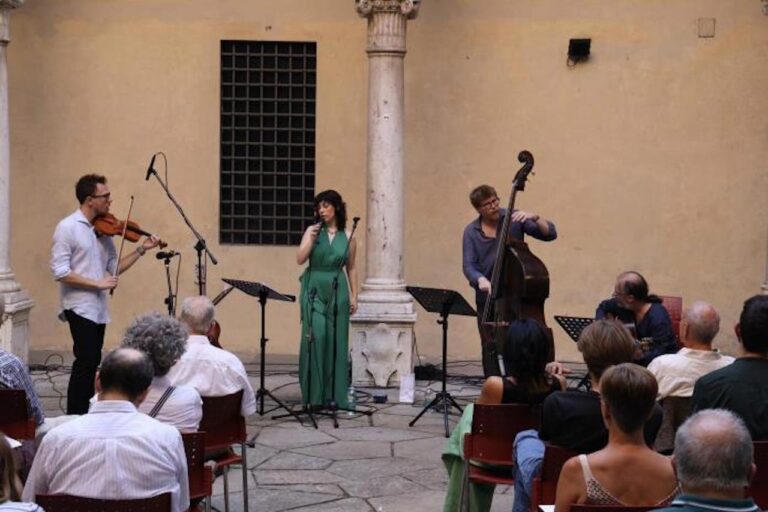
[648,301,734,400]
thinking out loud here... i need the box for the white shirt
[648,347,735,400]
[90,376,202,433]
[167,335,256,417]
[50,209,117,324]
[22,401,189,512]
[0,503,44,511]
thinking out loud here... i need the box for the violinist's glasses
[90,193,112,201]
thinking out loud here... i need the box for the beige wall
[8,0,767,366]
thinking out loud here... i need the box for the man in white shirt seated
[169,296,256,418]
[648,301,734,400]
[22,348,189,512]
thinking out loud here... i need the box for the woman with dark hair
[0,434,44,511]
[296,190,358,407]
[554,363,679,512]
[442,319,565,512]
[479,319,566,404]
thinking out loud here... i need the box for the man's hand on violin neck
[96,276,118,290]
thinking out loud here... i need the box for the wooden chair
[748,440,768,508]
[570,505,656,512]
[0,388,36,439]
[459,403,542,511]
[530,444,577,512]
[200,391,249,512]
[652,397,692,454]
[182,431,213,512]
[658,295,682,347]
[36,492,172,511]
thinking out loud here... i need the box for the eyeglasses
[90,193,111,201]
[478,197,500,210]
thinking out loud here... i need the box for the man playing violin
[462,184,557,377]
[50,174,161,414]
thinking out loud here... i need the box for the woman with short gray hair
[120,312,202,432]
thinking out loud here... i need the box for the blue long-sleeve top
[595,298,677,366]
[462,208,557,294]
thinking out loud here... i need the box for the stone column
[0,0,34,362]
[351,0,420,388]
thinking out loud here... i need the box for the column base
[350,286,416,389]
[0,282,34,362]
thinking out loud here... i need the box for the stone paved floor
[30,356,521,512]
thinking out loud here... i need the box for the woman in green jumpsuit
[296,190,358,408]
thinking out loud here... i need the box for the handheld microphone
[145,154,157,181]
[155,250,179,260]
[313,220,323,244]
[352,216,361,225]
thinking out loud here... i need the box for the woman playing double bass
[461,184,557,377]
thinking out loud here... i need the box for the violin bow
[110,195,135,297]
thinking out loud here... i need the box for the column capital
[0,1,24,9]
[356,0,420,20]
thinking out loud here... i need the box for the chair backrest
[533,444,578,509]
[36,492,172,512]
[182,431,211,499]
[0,388,36,439]
[653,397,692,454]
[748,440,768,508]
[467,404,541,466]
[658,295,683,347]
[570,505,655,512]
[200,390,246,451]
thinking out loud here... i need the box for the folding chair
[459,403,542,511]
[0,388,36,439]
[530,444,577,512]
[182,431,213,512]
[200,391,249,512]
[748,440,768,509]
[36,492,172,512]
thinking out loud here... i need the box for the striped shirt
[22,401,189,512]
[50,209,117,324]
[0,349,44,426]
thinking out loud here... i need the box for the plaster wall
[8,0,768,365]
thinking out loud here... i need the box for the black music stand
[221,278,302,425]
[407,286,476,438]
[554,316,594,343]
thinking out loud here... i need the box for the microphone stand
[316,217,373,427]
[160,253,176,316]
[146,166,217,295]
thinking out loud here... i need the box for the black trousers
[64,310,106,415]
[475,293,502,378]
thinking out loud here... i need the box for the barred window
[220,40,316,245]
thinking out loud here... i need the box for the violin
[93,213,167,248]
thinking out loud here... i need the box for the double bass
[480,151,554,375]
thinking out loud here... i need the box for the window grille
[220,40,316,245]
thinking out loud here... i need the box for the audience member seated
[22,348,189,512]
[511,320,663,512]
[0,434,43,511]
[648,301,733,400]
[655,409,759,512]
[168,296,256,418]
[596,270,676,366]
[442,319,566,512]
[0,349,44,428]
[554,363,679,512]
[93,312,202,432]
[692,294,768,440]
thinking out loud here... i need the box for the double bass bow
[480,150,554,375]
